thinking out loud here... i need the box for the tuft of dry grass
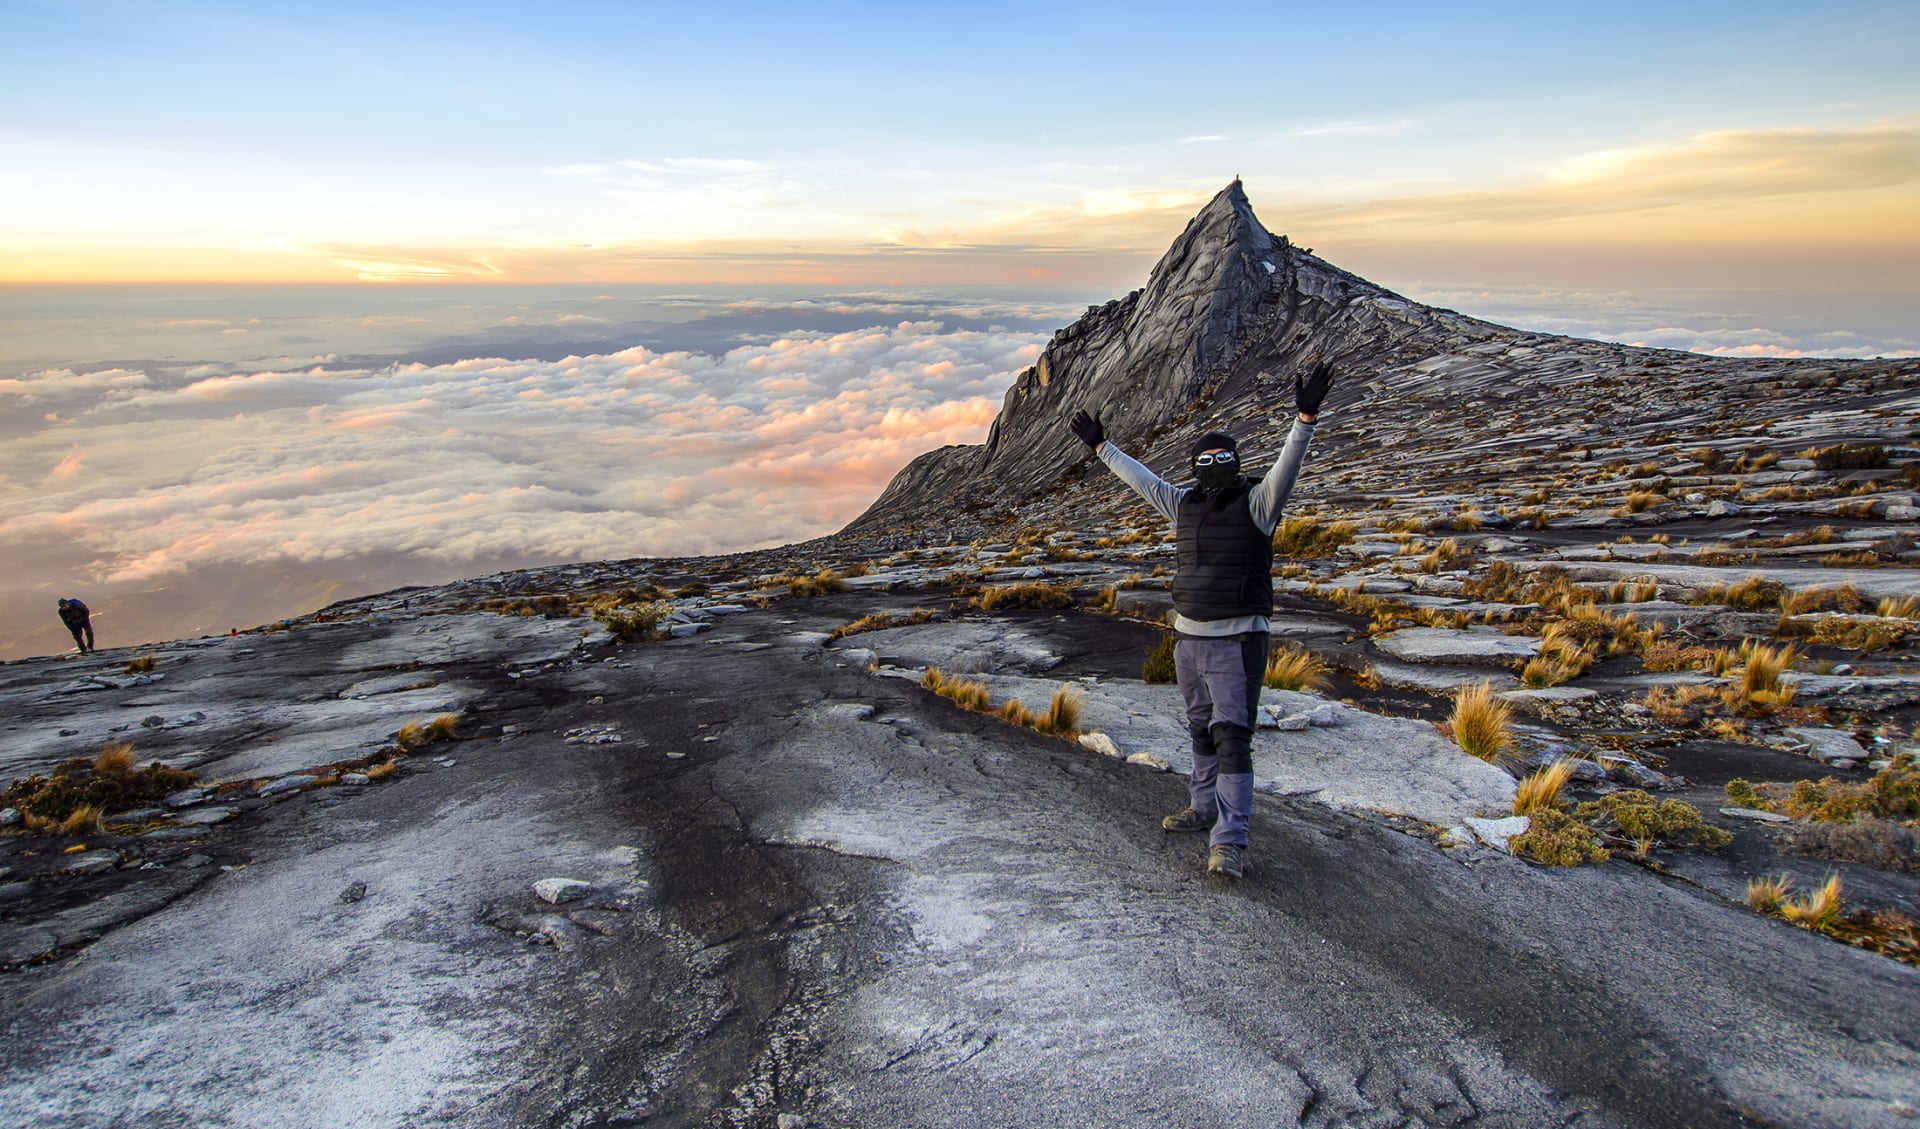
[1697,575,1785,611]
[425,714,460,741]
[1263,646,1331,692]
[124,655,158,673]
[920,667,991,712]
[1880,595,1920,619]
[1779,873,1844,930]
[1620,490,1663,514]
[1513,759,1576,815]
[1447,681,1513,762]
[94,743,136,775]
[1033,685,1083,737]
[58,804,102,836]
[365,757,400,781]
[830,608,935,639]
[996,698,1036,727]
[1746,873,1790,914]
[1727,642,1797,714]
[1417,538,1460,574]
[786,568,849,597]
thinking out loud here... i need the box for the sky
[2,0,1917,657]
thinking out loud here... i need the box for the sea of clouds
[0,290,1078,656]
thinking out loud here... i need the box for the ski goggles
[1192,451,1237,466]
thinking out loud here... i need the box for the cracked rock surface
[3,593,1917,1128]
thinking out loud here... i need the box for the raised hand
[1070,408,1105,449]
[1295,361,1334,418]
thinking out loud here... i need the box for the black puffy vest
[1172,482,1275,621]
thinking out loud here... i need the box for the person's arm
[1247,418,1315,533]
[1097,441,1184,524]
[1248,361,1336,533]
[1071,409,1183,523]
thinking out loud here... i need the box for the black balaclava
[1189,431,1240,494]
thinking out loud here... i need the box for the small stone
[164,787,212,808]
[178,854,214,869]
[667,622,709,638]
[1830,759,1858,771]
[340,773,370,785]
[1830,664,1854,676]
[175,806,238,826]
[57,728,79,737]
[1705,499,1742,518]
[1719,806,1790,824]
[1275,714,1311,731]
[0,808,17,827]
[1125,752,1171,772]
[1440,825,1475,849]
[338,881,368,904]
[140,714,166,728]
[65,849,120,875]
[1463,815,1530,852]
[589,696,605,705]
[777,1115,807,1129]
[1307,705,1341,727]
[1077,732,1123,758]
[256,775,315,798]
[534,878,591,905]
[665,751,687,760]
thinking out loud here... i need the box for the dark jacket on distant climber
[58,598,94,654]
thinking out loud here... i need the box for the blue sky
[4,1,1915,285]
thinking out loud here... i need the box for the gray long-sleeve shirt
[1096,418,1316,636]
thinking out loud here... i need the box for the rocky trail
[2,565,1918,1127]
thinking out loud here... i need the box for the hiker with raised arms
[1068,361,1335,879]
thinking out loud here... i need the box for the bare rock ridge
[845,178,1484,532]
[844,179,1911,540]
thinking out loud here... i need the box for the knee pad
[1209,722,1254,775]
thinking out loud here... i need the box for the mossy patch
[4,752,197,829]
[1509,808,1610,866]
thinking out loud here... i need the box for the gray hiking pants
[1173,633,1268,847]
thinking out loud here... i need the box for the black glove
[1295,361,1334,417]
[1069,409,1105,449]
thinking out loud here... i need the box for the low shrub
[1697,575,1785,611]
[1810,443,1888,471]
[1273,516,1357,559]
[1142,636,1176,684]
[973,583,1075,611]
[1783,818,1920,875]
[1726,753,1919,824]
[595,602,671,643]
[1510,808,1610,866]
[1572,790,1731,851]
[2,745,197,827]
[1781,584,1866,617]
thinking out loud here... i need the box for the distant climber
[1068,361,1337,880]
[57,597,95,654]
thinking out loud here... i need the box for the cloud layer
[0,320,1044,598]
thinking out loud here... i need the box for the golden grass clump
[124,655,158,673]
[996,698,1036,727]
[1779,873,1844,930]
[786,568,849,597]
[1033,685,1083,737]
[594,602,670,643]
[1697,575,1785,611]
[365,757,400,781]
[1513,759,1577,815]
[1746,873,1790,914]
[1519,622,1596,688]
[1272,516,1358,559]
[920,667,990,712]
[1447,681,1513,762]
[1263,645,1330,693]
[830,608,935,640]
[1417,538,1460,574]
[1880,595,1920,619]
[58,804,102,836]
[94,743,137,775]
[1777,613,1909,653]
[1726,642,1797,714]
[1620,489,1663,514]
[425,714,460,741]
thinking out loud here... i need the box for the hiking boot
[1207,844,1245,879]
[1161,807,1215,833]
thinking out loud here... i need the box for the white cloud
[0,322,1046,587]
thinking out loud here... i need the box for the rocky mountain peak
[845,181,1403,535]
